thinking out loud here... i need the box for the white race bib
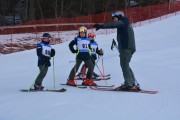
[91,44,97,54]
[77,38,90,52]
[42,45,51,57]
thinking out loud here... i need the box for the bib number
[82,44,88,48]
[42,46,51,57]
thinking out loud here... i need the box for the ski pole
[96,56,100,64]
[111,39,119,52]
[114,44,119,52]
[73,57,78,85]
[91,58,108,84]
[101,56,105,78]
[53,57,55,90]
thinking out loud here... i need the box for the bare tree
[55,0,58,18]
[36,0,44,20]
[26,0,35,21]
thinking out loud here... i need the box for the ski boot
[114,84,128,91]
[92,72,99,79]
[66,80,76,86]
[82,78,97,86]
[34,84,44,90]
[129,84,141,91]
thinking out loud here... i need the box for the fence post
[10,26,13,53]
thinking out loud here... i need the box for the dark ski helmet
[112,11,124,20]
[41,33,52,43]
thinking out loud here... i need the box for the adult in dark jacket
[94,11,140,91]
[34,33,55,90]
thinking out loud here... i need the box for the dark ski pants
[69,59,94,80]
[35,65,48,85]
[80,58,97,76]
[120,49,136,86]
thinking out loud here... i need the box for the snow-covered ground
[0,14,180,120]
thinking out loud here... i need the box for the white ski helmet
[112,11,124,20]
[79,26,87,33]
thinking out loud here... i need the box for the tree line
[0,0,170,26]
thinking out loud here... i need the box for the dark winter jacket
[36,41,55,67]
[101,17,136,52]
[69,36,92,60]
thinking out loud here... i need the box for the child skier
[77,33,103,79]
[67,26,97,86]
[34,33,55,90]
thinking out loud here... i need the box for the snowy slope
[0,15,180,120]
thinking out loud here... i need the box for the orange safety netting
[0,2,180,35]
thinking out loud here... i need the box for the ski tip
[59,88,67,92]
[20,88,67,92]
[20,89,35,92]
[139,90,158,94]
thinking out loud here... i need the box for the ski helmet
[79,26,87,33]
[112,11,124,20]
[42,33,52,43]
[88,33,96,37]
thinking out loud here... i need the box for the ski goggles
[112,11,124,18]
[42,37,52,41]
[111,13,116,17]
[88,33,95,37]
[79,28,87,33]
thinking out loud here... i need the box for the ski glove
[98,48,104,56]
[51,48,55,57]
[93,24,103,31]
[72,49,78,54]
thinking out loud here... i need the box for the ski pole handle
[112,39,117,45]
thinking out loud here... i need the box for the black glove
[72,49,78,54]
[51,48,55,57]
[98,48,104,56]
[93,24,103,31]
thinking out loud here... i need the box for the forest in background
[0,0,171,26]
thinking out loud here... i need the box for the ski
[93,76,111,81]
[89,86,158,94]
[92,85,114,87]
[97,74,111,77]
[20,88,66,92]
[76,74,110,79]
[60,83,114,88]
[60,83,87,88]
[74,76,111,81]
